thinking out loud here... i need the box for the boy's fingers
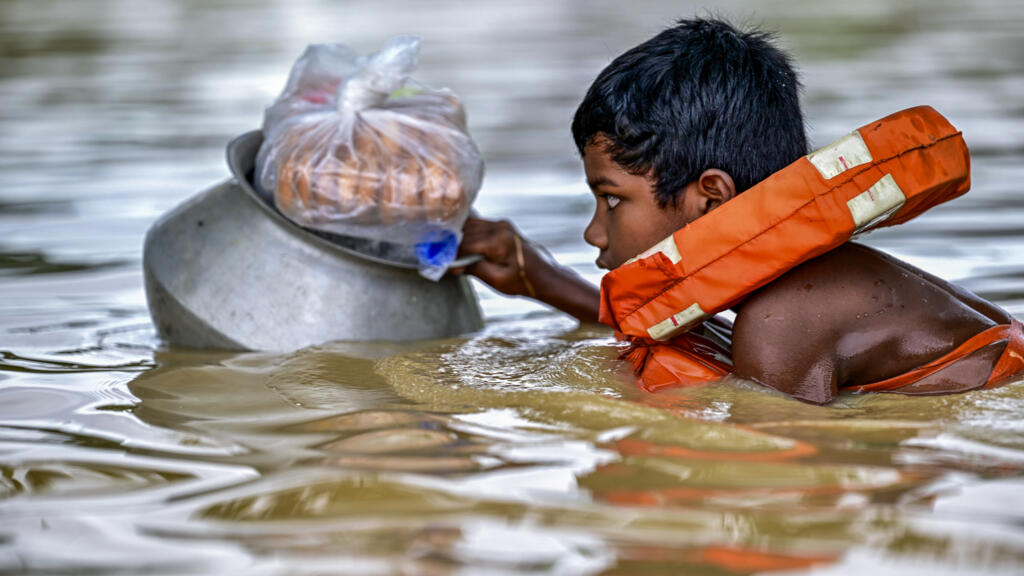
[457,217,523,291]
[459,228,513,264]
[462,216,514,239]
[462,215,485,230]
[465,259,516,289]
[456,235,483,257]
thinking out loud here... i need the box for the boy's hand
[451,217,540,297]
[452,217,601,323]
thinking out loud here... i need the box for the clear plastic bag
[255,37,484,279]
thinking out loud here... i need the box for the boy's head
[575,17,809,269]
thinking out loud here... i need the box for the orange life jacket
[599,106,972,392]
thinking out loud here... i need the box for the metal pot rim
[225,130,422,269]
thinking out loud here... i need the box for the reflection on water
[2,0,1024,574]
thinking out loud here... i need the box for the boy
[454,18,1023,404]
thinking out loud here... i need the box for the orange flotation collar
[599,106,972,392]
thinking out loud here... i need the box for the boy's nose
[584,216,607,251]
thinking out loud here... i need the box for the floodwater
[2,0,1024,573]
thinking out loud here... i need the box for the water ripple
[0,350,152,374]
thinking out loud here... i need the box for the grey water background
[2,0,1024,574]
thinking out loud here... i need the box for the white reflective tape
[847,173,906,233]
[807,131,873,180]
[624,234,682,266]
[647,303,708,341]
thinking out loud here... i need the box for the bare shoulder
[731,242,1000,404]
[731,246,854,404]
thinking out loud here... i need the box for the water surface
[2,0,1024,574]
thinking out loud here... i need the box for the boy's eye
[606,195,621,209]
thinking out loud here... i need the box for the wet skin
[460,138,1013,404]
[733,243,1012,404]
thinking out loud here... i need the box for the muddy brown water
[2,0,1024,574]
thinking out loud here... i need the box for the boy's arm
[452,217,601,323]
[731,269,841,405]
[732,300,840,404]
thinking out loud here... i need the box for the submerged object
[143,130,483,351]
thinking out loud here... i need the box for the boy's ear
[694,169,737,215]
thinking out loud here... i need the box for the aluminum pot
[143,131,483,350]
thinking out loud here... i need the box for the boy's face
[583,136,702,270]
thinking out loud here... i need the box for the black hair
[571,17,808,204]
